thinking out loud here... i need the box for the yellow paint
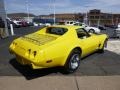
[9,25,107,69]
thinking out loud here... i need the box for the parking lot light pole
[53,0,56,25]
[26,0,30,23]
[10,24,14,36]
[112,13,114,25]
[83,12,88,25]
[83,6,90,26]
[97,13,101,26]
[1,0,9,37]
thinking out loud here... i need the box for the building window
[95,16,99,19]
[90,16,94,19]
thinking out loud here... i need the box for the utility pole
[1,0,9,37]
[83,6,90,25]
[26,0,30,23]
[97,13,101,26]
[116,17,118,25]
[84,12,88,25]
[111,12,114,25]
[53,0,56,25]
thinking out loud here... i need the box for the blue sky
[5,0,120,15]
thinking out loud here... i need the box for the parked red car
[20,21,28,27]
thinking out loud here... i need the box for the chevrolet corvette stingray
[9,25,108,73]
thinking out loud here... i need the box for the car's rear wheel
[63,49,81,73]
[89,29,95,33]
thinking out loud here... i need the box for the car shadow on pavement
[9,59,64,80]
[9,50,120,80]
[76,50,120,76]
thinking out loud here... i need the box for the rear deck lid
[20,33,58,46]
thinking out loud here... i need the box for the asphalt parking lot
[0,26,120,80]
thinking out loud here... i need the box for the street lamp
[83,6,90,25]
[49,0,56,25]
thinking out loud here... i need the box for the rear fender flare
[60,46,82,66]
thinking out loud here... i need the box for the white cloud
[5,0,120,15]
[93,0,120,6]
[83,0,120,13]
[43,0,72,7]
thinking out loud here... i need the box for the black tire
[89,29,95,33]
[63,49,81,74]
[98,40,107,53]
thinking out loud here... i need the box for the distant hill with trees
[7,13,36,18]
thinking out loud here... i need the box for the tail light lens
[26,49,37,58]
[33,51,37,57]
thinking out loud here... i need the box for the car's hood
[20,33,58,46]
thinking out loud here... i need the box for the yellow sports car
[9,25,108,73]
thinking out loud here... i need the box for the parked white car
[79,23,101,33]
[65,21,100,33]
[45,23,51,26]
[33,22,39,26]
[85,26,101,33]
[116,23,120,31]
[73,22,100,33]
[115,23,120,38]
[65,21,79,25]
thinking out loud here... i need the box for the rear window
[46,27,68,35]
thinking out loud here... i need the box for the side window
[76,28,90,39]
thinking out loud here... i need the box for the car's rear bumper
[16,55,46,69]
[9,48,47,69]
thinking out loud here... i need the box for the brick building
[39,10,120,26]
[88,9,120,26]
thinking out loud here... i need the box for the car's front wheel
[64,49,81,73]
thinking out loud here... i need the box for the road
[0,26,120,80]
